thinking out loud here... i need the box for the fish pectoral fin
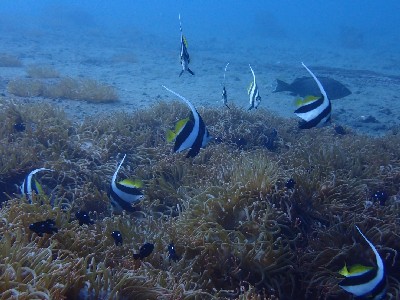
[338,263,349,276]
[167,130,177,142]
[118,179,143,188]
[339,263,374,277]
[34,179,44,194]
[168,117,189,141]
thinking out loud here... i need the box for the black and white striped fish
[179,14,194,77]
[294,62,331,129]
[109,154,144,214]
[20,168,52,203]
[222,62,230,109]
[163,85,211,158]
[339,226,387,300]
[248,64,261,110]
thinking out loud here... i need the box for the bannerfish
[109,154,144,214]
[133,242,154,260]
[294,63,331,129]
[163,85,211,158]
[179,14,194,77]
[29,219,58,237]
[221,62,230,109]
[75,210,94,226]
[20,168,52,203]
[111,230,123,246]
[168,242,180,262]
[339,226,387,300]
[273,76,351,100]
[248,64,261,110]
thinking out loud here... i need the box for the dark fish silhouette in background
[75,210,94,226]
[273,76,351,100]
[29,219,58,237]
[133,242,154,260]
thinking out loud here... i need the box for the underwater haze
[1,1,400,299]
[2,0,400,53]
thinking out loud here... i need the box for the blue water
[1,0,399,52]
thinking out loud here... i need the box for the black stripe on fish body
[22,176,40,203]
[180,40,190,63]
[115,182,143,196]
[339,268,378,287]
[186,114,206,158]
[109,188,137,212]
[295,97,332,129]
[249,84,261,110]
[299,104,331,129]
[294,96,324,114]
[339,268,387,299]
[365,275,387,300]
[174,113,195,152]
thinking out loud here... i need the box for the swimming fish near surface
[133,242,154,260]
[20,168,52,203]
[111,230,123,246]
[179,14,194,77]
[109,154,144,214]
[248,64,261,110]
[29,219,58,237]
[339,226,387,300]
[163,85,211,158]
[273,76,351,100]
[221,62,230,109]
[75,210,94,226]
[294,63,332,129]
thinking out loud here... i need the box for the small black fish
[168,243,180,262]
[372,190,388,206]
[14,122,26,132]
[75,210,94,226]
[111,230,123,246]
[133,242,154,260]
[273,76,351,100]
[286,178,296,189]
[29,219,58,237]
[334,124,347,135]
[234,137,247,149]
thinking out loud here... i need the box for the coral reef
[0,98,399,299]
